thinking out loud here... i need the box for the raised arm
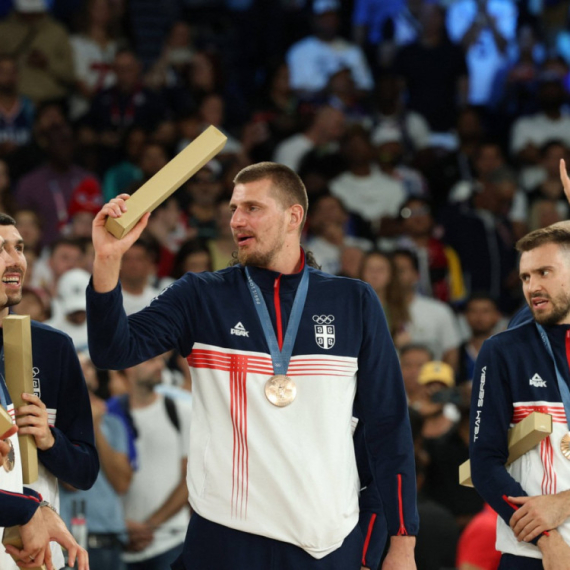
[91,194,150,293]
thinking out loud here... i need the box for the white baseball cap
[57,269,90,315]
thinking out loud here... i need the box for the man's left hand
[15,393,55,451]
[508,493,570,542]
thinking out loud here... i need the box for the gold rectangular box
[105,125,227,239]
[459,412,552,487]
[3,315,38,484]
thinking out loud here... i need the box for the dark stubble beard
[531,292,570,326]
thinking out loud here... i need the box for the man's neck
[264,244,303,274]
[468,335,487,354]
[130,388,158,409]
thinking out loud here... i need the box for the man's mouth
[236,234,254,247]
[2,273,22,289]
[532,297,549,309]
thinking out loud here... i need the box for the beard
[235,226,286,269]
[237,248,276,268]
[530,292,570,326]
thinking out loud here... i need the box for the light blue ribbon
[245,265,309,375]
[536,323,570,429]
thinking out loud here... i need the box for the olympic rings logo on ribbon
[312,315,335,325]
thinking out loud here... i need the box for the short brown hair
[516,221,570,253]
[233,162,308,231]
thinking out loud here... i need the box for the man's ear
[289,204,304,232]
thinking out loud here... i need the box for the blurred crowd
[1,0,570,567]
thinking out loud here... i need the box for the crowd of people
[1,0,570,568]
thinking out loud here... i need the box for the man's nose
[230,210,244,227]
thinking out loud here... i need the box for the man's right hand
[91,194,150,293]
[5,508,54,570]
[92,194,150,260]
[538,530,570,570]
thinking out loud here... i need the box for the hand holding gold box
[105,125,227,239]
[2,526,48,570]
[3,314,38,484]
[459,412,552,487]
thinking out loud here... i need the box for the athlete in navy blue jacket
[470,221,570,569]
[87,162,418,570]
[0,214,98,570]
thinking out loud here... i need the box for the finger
[21,393,44,407]
[1,424,18,439]
[67,550,76,568]
[519,517,547,542]
[4,545,26,558]
[507,495,529,505]
[76,548,89,570]
[15,406,44,420]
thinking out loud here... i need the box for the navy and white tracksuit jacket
[87,263,419,560]
[470,320,570,560]
[0,321,99,569]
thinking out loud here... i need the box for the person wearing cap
[45,268,91,352]
[411,361,458,440]
[66,177,104,240]
[373,126,429,200]
[329,125,405,236]
[286,0,373,96]
[0,0,75,105]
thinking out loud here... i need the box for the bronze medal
[2,438,15,473]
[265,375,296,407]
[561,433,570,460]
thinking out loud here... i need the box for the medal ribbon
[245,264,309,376]
[536,324,570,429]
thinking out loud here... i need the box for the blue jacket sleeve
[0,487,41,527]
[355,285,419,537]
[470,338,529,528]
[355,418,388,568]
[37,336,98,490]
[86,279,194,370]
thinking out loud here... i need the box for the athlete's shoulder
[483,319,536,351]
[308,267,370,292]
[30,319,74,346]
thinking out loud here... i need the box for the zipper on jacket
[397,473,408,536]
[273,275,283,350]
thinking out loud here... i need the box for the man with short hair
[458,293,502,384]
[87,161,418,569]
[470,221,570,568]
[115,355,190,570]
[119,236,160,315]
[0,213,98,569]
[393,249,461,369]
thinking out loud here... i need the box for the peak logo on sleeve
[231,322,249,337]
[529,373,546,388]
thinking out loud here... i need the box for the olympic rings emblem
[312,315,335,325]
